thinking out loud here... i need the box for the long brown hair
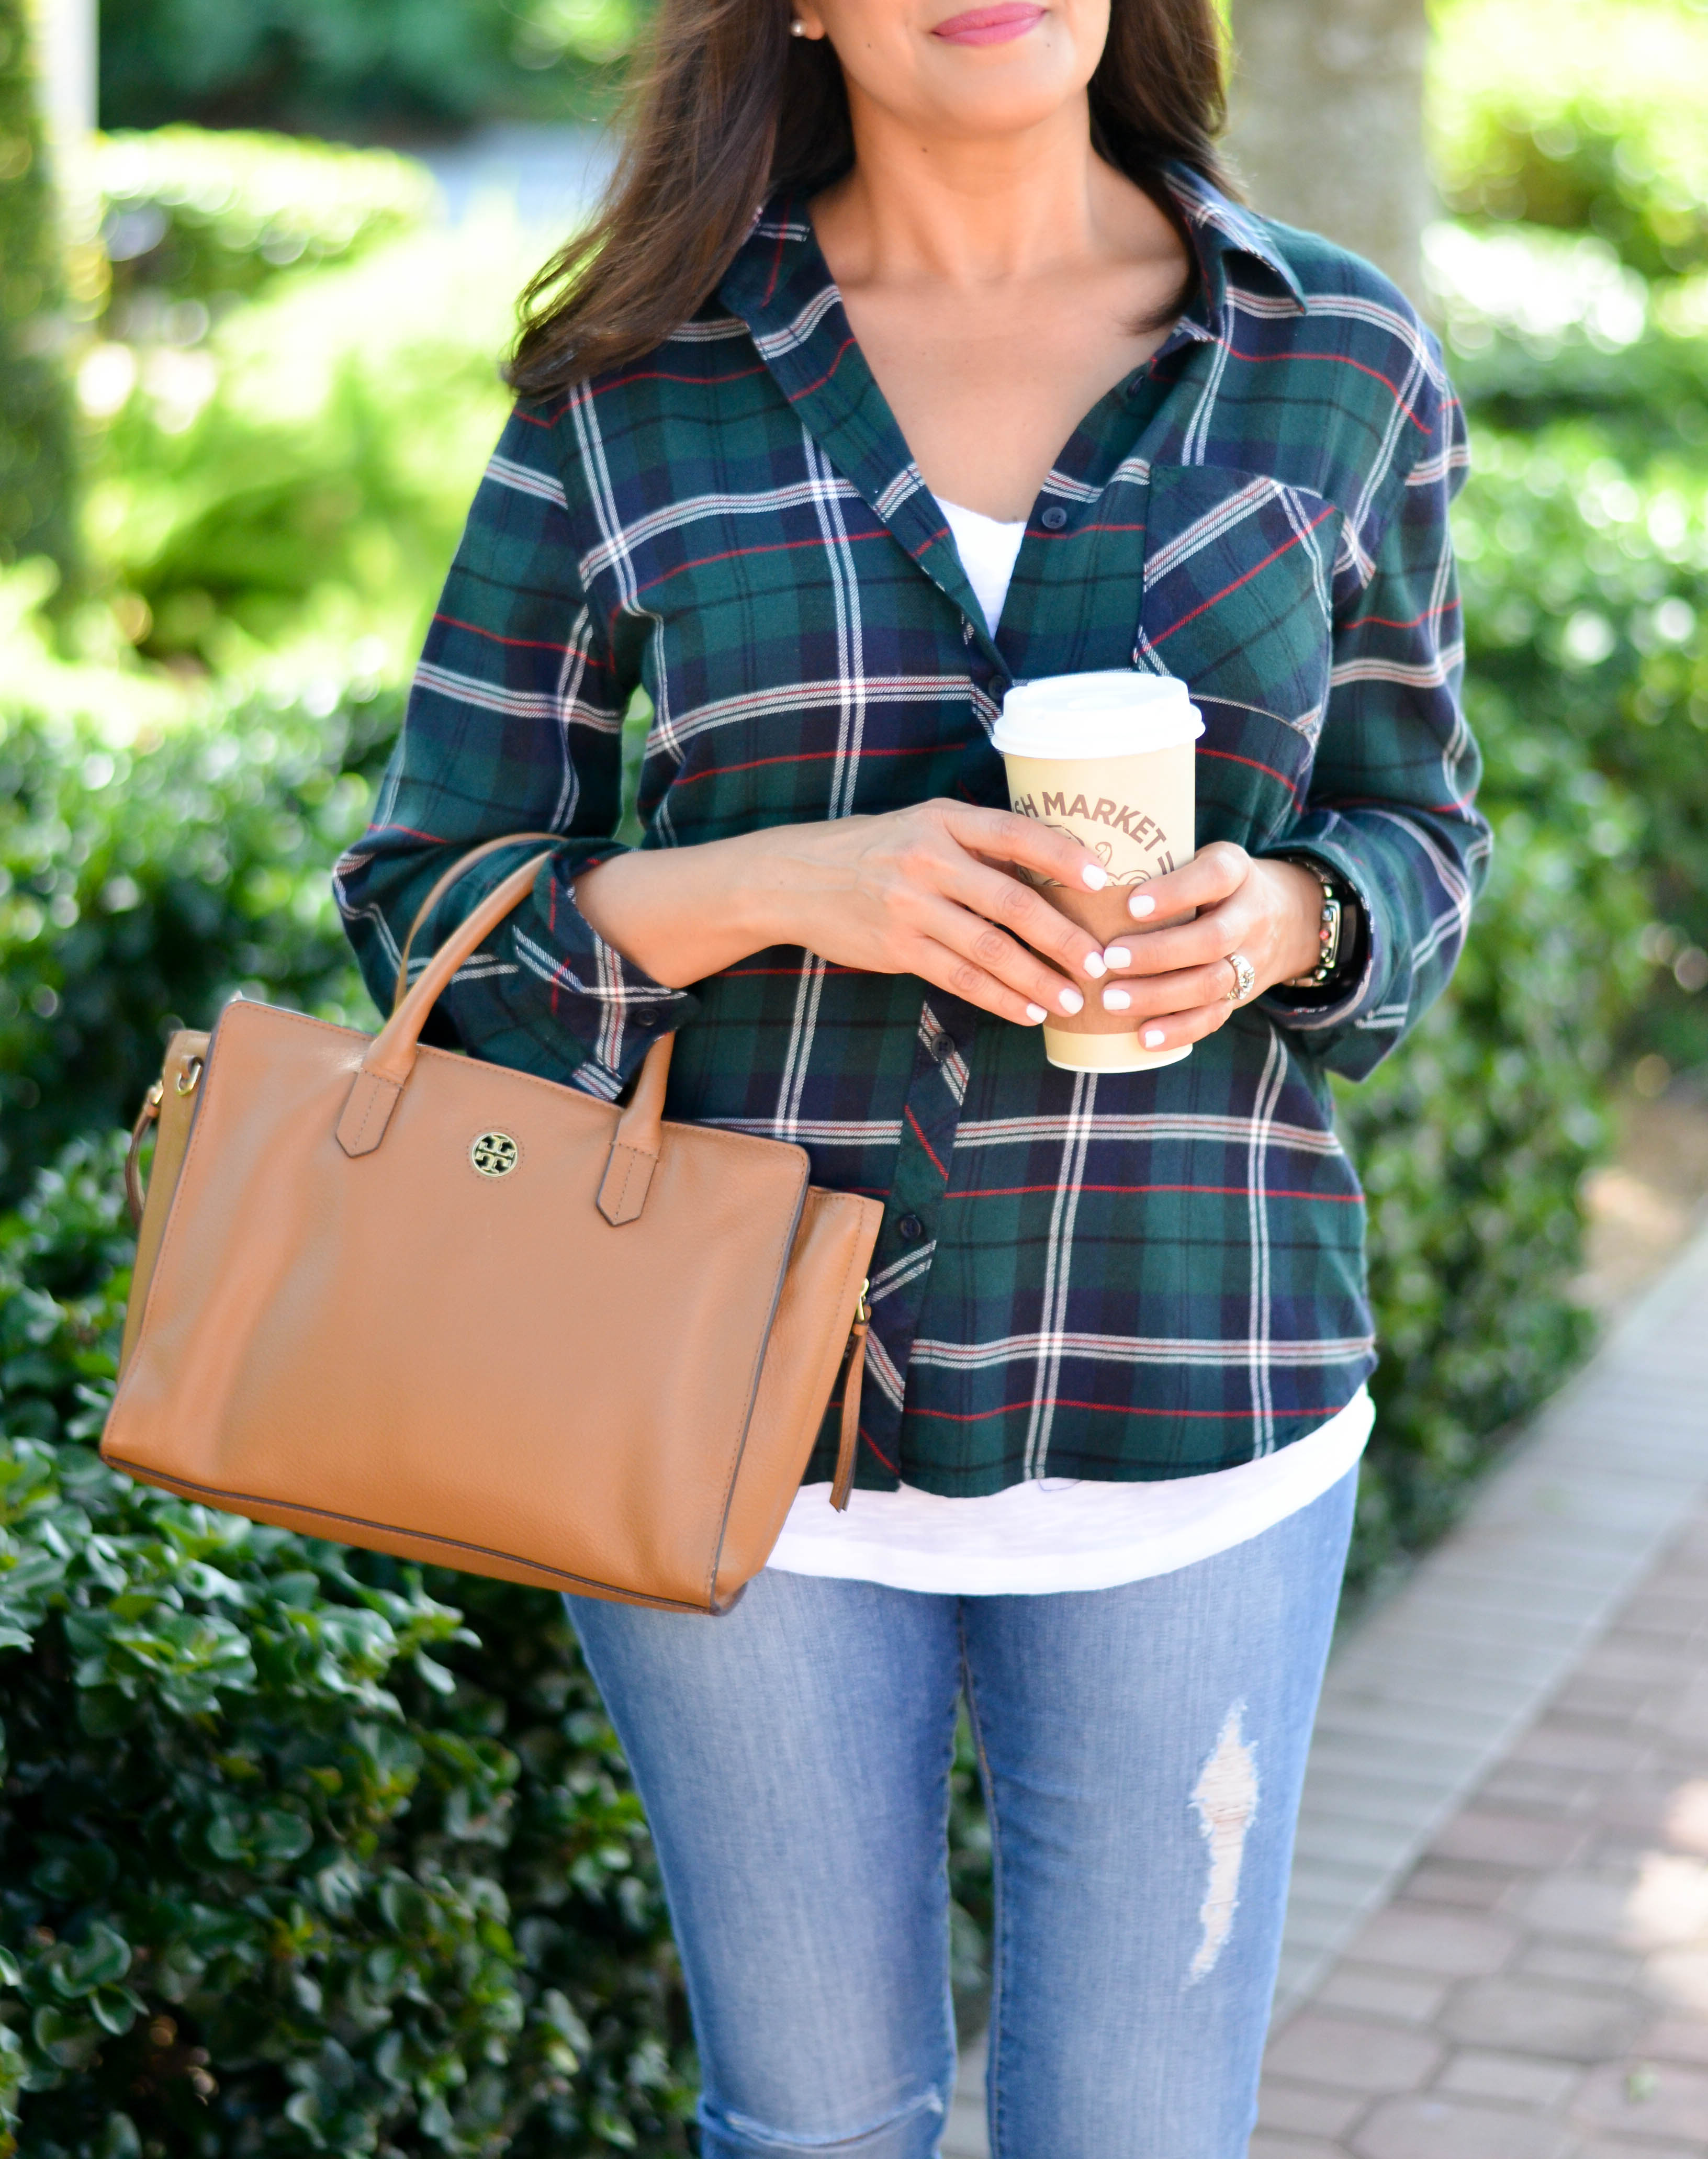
[509,0,1231,393]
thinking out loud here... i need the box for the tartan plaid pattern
[336,168,1488,1495]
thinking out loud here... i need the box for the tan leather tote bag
[103,847,882,1614]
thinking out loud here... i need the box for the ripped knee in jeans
[1187,1700,1259,1983]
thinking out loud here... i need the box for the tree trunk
[0,0,80,587]
[1224,0,1431,302]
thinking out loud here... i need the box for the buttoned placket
[720,224,1040,1480]
[850,996,977,1472]
[841,553,1008,1476]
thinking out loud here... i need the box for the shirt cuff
[443,853,699,1093]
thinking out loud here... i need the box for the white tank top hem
[766,1388,1373,1595]
[766,498,1372,1595]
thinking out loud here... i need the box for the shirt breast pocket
[1138,465,1342,846]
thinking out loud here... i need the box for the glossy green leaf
[45,1924,132,1999]
[29,2006,102,2071]
[88,1986,143,2037]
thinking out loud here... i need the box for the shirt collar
[717,198,974,598]
[1164,164,1309,331]
[712,164,1308,618]
[719,162,1307,365]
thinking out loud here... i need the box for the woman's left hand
[1091,844,1329,1056]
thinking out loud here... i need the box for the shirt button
[1041,505,1069,531]
[897,1212,925,1242]
[929,1032,953,1065]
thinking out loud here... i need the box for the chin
[916,68,1088,139]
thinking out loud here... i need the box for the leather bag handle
[391,831,564,1016]
[338,850,556,1157]
[126,1082,165,1229]
[338,844,676,1225]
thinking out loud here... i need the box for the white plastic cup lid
[992,671,1204,760]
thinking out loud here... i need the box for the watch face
[1321,897,1342,973]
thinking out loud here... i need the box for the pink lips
[930,2,1046,44]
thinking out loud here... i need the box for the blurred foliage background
[97,0,643,134]
[3,0,1708,2149]
[0,0,78,578]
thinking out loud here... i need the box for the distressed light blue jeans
[567,1468,1355,2159]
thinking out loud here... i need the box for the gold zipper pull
[829,1280,871,1513]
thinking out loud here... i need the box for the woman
[339,0,1486,2148]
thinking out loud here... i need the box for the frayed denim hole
[1186,1699,1259,1985]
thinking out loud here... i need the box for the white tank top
[766,498,1371,1595]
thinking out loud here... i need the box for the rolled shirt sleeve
[334,402,694,1099]
[1260,371,1490,1081]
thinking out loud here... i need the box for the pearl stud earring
[790,17,806,31]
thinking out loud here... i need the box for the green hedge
[1343,283,1707,1562]
[1460,414,1708,1071]
[1,1140,696,2159]
[0,440,1671,2143]
[0,572,392,1205]
[1430,0,1708,1079]
[1339,574,1648,1572]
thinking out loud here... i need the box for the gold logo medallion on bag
[469,1131,520,1178]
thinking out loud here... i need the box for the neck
[815,91,1154,290]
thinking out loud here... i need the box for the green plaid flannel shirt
[338,168,1488,1495]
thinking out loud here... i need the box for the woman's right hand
[574,800,1117,1026]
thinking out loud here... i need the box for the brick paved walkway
[945,1220,1708,2157]
[1256,1499,1708,2156]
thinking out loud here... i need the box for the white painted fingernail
[1025,1003,1048,1024]
[1059,987,1084,1014]
[1104,946,1132,968]
[1083,864,1108,890]
[1129,892,1156,918]
[1143,1028,1166,1048]
[1084,952,1107,979]
[1104,987,1132,1011]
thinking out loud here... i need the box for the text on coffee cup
[1009,790,1179,880]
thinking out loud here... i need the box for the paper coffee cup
[991,671,1204,1075]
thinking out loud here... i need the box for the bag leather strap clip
[595,1028,671,1225]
